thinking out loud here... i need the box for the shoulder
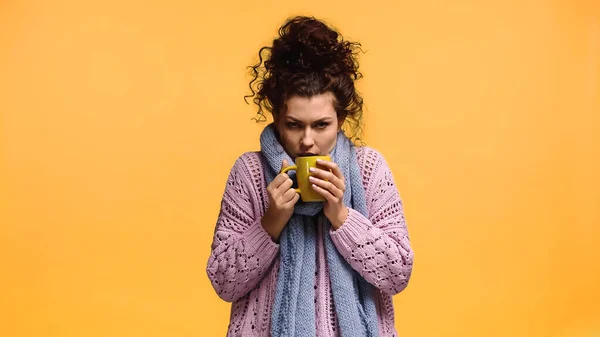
[234,151,263,169]
[229,151,264,178]
[355,146,388,172]
[354,146,395,187]
[222,151,266,204]
[355,145,383,161]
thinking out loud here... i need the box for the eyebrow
[286,117,333,123]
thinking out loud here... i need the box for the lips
[298,153,317,157]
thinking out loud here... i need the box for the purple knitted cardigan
[207,146,414,336]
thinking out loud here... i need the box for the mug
[280,155,331,202]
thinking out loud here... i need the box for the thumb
[282,159,289,170]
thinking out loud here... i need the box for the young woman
[207,16,414,337]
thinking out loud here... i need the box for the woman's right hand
[261,159,300,242]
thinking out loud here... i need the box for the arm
[206,154,280,302]
[330,149,414,295]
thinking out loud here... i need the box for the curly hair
[245,16,366,142]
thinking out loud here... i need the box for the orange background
[1,0,599,336]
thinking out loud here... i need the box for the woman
[207,16,414,337]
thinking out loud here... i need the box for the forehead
[284,94,336,121]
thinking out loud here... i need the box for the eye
[315,122,330,129]
[286,121,300,129]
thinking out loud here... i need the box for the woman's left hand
[309,159,349,230]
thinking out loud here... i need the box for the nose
[301,128,315,148]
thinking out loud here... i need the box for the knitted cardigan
[207,146,414,336]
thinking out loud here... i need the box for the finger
[281,187,298,203]
[274,177,294,198]
[287,192,300,205]
[270,159,291,190]
[309,176,343,199]
[269,173,289,193]
[310,182,337,203]
[317,160,344,181]
[279,178,294,192]
[309,167,344,192]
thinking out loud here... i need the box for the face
[275,92,344,160]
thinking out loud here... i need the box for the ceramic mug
[280,155,331,202]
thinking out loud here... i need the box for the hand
[309,159,349,230]
[261,159,300,242]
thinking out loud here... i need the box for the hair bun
[270,16,357,75]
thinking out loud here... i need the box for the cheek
[279,132,298,149]
[320,129,338,149]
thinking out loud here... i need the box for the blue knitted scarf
[260,124,379,337]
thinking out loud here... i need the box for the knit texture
[207,145,414,337]
[259,124,378,337]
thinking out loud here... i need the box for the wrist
[261,211,284,242]
[330,207,349,231]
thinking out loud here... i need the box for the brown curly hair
[245,16,365,142]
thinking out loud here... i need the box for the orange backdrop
[1,0,598,336]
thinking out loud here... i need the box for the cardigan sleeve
[330,148,414,295]
[206,153,280,302]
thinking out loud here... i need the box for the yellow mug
[280,155,331,202]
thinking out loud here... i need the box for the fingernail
[316,159,322,162]
[309,167,315,172]
[309,176,315,181]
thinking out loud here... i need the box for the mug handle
[279,165,301,193]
